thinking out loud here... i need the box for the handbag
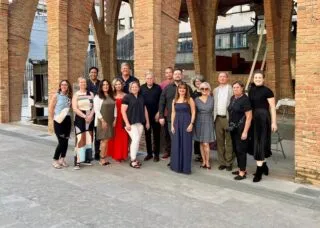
[54,108,70,123]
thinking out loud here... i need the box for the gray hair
[128,81,140,93]
[199,82,212,92]
[145,70,154,77]
[121,62,131,69]
[218,71,229,77]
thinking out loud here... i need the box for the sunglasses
[200,88,209,91]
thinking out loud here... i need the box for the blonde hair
[77,76,86,83]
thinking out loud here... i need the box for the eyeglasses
[200,88,209,91]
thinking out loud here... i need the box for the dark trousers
[53,116,71,160]
[145,121,161,156]
[94,127,100,156]
[230,129,247,171]
[163,119,172,155]
[194,141,201,155]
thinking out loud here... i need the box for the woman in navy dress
[170,82,196,174]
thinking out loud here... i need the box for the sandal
[100,161,111,166]
[99,157,111,166]
[60,161,69,167]
[52,162,62,169]
[130,160,140,169]
[200,164,207,168]
[74,163,80,170]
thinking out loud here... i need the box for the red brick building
[0,0,319,184]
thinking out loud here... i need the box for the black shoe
[232,170,240,175]
[226,165,232,171]
[218,165,227,170]
[234,174,246,181]
[232,170,247,176]
[200,164,207,168]
[253,162,269,176]
[262,162,269,175]
[253,166,263,182]
[144,155,153,161]
[153,156,160,162]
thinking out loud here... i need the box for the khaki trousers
[215,116,233,166]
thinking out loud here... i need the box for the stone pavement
[0,122,319,228]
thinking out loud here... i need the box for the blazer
[213,84,233,121]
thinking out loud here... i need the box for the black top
[228,94,251,124]
[192,90,202,99]
[140,83,162,120]
[249,85,274,110]
[87,79,101,95]
[122,93,146,125]
[158,82,192,119]
[116,75,139,94]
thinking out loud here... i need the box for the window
[118,18,125,30]
[129,17,134,29]
[238,33,247,48]
[216,34,230,49]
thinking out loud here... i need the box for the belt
[217,115,226,118]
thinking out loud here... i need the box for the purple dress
[171,103,192,174]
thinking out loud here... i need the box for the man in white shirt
[213,72,234,171]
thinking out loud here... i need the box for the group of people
[49,62,277,183]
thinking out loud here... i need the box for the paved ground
[0,122,319,228]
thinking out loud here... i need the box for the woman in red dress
[107,78,128,162]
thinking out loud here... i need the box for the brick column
[295,0,320,185]
[0,0,9,123]
[8,0,38,121]
[47,0,68,97]
[279,0,294,99]
[263,0,281,99]
[67,0,93,83]
[134,0,162,81]
[186,0,219,87]
[47,0,68,132]
[160,0,181,82]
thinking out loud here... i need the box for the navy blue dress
[171,103,192,174]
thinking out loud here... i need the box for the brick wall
[0,0,9,123]
[295,0,320,185]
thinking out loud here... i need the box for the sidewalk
[0,122,319,227]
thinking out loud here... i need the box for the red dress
[107,98,128,161]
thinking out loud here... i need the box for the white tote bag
[54,108,70,124]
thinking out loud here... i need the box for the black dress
[248,85,274,160]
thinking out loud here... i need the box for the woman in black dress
[228,81,252,180]
[249,70,278,182]
[191,75,204,162]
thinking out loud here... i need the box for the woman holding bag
[49,80,73,169]
[72,77,95,170]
